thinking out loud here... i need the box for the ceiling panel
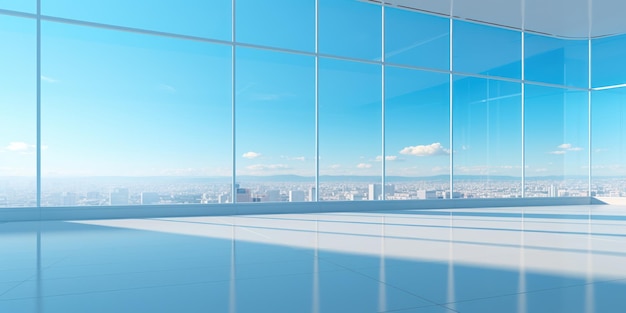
[453,0,521,29]
[383,0,626,38]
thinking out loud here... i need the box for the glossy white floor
[2,205,626,313]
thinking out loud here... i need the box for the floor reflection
[1,205,626,312]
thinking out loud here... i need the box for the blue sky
[0,0,621,178]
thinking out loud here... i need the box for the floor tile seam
[0,277,234,301]
[314,255,446,308]
[142,216,626,248]
[217,218,626,242]
[43,260,236,272]
[381,303,460,313]
[45,254,240,267]
[0,269,356,302]
[20,264,348,283]
[437,279,614,306]
[0,278,34,299]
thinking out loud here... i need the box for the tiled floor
[2,205,626,312]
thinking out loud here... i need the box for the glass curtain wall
[5,0,620,208]
[0,15,36,207]
[591,34,626,197]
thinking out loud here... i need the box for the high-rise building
[236,188,252,203]
[109,188,129,205]
[417,190,438,200]
[218,193,230,204]
[265,190,281,202]
[62,192,77,206]
[368,184,382,200]
[309,187,316,201]
[141,192,160,205]
[289,190,305,202]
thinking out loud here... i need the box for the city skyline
[1,1,625,197]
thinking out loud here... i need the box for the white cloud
[246,164,289,171]
[242,151,262,159]
[375,155,399,161]
[6,142,32,151]
[41,75,58,83]
[400,143,450,156]
[330,164,341,169]
[552,143,583,154]
[357,163,372,169]
[282,156,306,161]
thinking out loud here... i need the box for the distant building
[549,184,557,197]
[289,190,305,202]
[416,190,438,200]
[218,193,230,204]
[265,190,281,202]
[110,188,129,205]
[141,192,160,205]
[349,193,366,201]
[368,184,382,200]
[309,187,316,202]
[385,184,395,198]
[443,191,462,199]
[236,188,252,203]
[62,192,77,206]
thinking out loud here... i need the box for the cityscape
[0,175,623,207]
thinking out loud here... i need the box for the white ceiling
[385,0,626,38]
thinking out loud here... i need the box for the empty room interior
[2,0,626,312]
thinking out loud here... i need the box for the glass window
[385,67,450,200]
[319,58,381,201]
[453,20,521,80]
[235,47,315,203]
[525,85,588,197]
[525,34,588,88]
[319,0,381,61]
[385,7,449,70]
[236,0,314,52]
[42,0,232,41]
[41,22,232,206]
[592,88,626,197]
[0,16,36,207]
[0,0,35,13]
[453,76,522,198]
[592,34,626,88]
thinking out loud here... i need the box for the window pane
[42,0,231,41]
[41,22,232,206]
[592,34,626,88]
[525,85,588,197]
[235,47,315,203]
[453,76,522,198]
[236,0,314,52]
[319,0,381,61]
[0,16,36,207]
[0,0,35,13]
[385,7,449,70]
[525,34,588,88]
[319,58,381,201]
[453,20,521,80]
[592,88,626,197]
[385,67,450,200]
